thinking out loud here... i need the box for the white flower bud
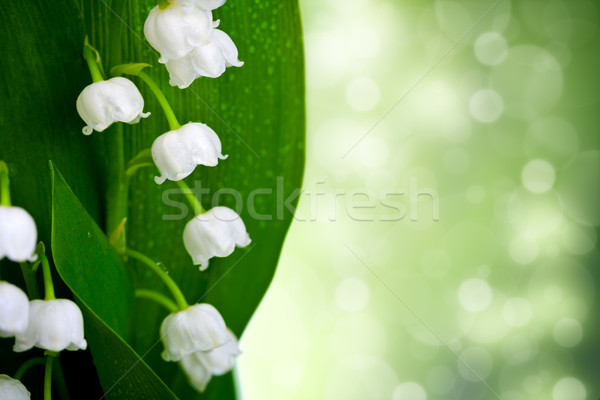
[166,30,244,88]
[76,77,150,135]
[144,2,214,63]
[0,281,29,338]
[180,330,240,392]
[14,299,87,352]
[183,207,251,270]
[0,206,37,262]
[160,303,229,361]
[0,375,30,400]
[151,122,227,184]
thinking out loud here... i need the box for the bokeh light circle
[521,159,556,193]
[552,377,586,400]
[469,89,504,123]
[553,318,583,348]
[458,278,493,312]
[474,32,508,66]
[393,382,427,400]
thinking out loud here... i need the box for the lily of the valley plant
[0,0,249,396]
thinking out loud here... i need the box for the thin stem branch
[135,289,178,312]
[137,71,181,130]
[0,160,11,206]
[14,357,45,380]
[41,255,55,300]
[124,249,188,310]
[19,262,40,299]
[44,354,55,400]
[176,180,205,215]
[83,39,104,83]
[53,355,70,400]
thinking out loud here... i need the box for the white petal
[0,206,37,262]
[151,122,224,184]
[190,41,227,78]
[0,375,31,399]
[183,207,251,270]
[160,303,229,361]
[144,3,213,62]
[14,299,87,352]
[0,282,29,337]
[212,29,244,68]
[76,78,149,135]
[165,53,200,89]
[179,353,212,392]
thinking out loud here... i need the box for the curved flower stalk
[0,206,38,262]
[160,303,230,361]
[180,330,240,392]
[76,77,150,135]
[14,299,87,352]
[144,0,243,88]
[183,206,251,270]
[152,122,227,184]
[0,375,31,399]
[0,281,30,337]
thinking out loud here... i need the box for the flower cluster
[0,163,87,397]
[160,304,240,391]
[71,0,249,393]
[144,0,243,88]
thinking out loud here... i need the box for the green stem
[135,289,178,312]
[176,180,205,215]
[106,123,127,254]
[19,262,40,300]
[14,357,45,380]
[44,354,55,400]
[0,160,11,206]
[137,71,180,130]
[83,39,104,83]
[124,249,188,310]
[53,355,70,400]
[41,255,55,300]
[158,0,171,9]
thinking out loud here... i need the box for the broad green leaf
[51,162,133,339]
[51,163,180,400]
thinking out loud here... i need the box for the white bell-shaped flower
[152,122,227,184]
[0,206,37,262]
[160,303,230,361]
[0,375,30,400]
[76,77,150,135]
[183,206,251,270]
[0,281,29,337]
[180,330,240,392]
[166,29,244,88]
[144,2,214,63]
[14,299,87,352]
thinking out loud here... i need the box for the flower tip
[82,126,93,135]
[141,111,152,118]
[154,175,167,185]
[28,254,38,262]
[219,153,228,160]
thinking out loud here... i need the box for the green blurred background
[237,0,599,399]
